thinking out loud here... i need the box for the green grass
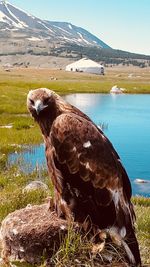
[0,164,51,221]
[131,197,150,265]
[132,196,150,207]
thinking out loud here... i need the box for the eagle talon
[99,230,107,242]
[106,229,122,246]
[45,197,55,211]
[91,241,106,254]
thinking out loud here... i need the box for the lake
[9,93,150,197]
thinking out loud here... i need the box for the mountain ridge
[0,0,110,48]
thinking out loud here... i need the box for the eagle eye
[30,99,34,105]
[43,98,49,105]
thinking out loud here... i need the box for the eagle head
[27,88,54,119]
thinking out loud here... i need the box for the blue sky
[8,0,150,55]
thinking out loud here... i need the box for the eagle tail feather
[124,228,141,267]
[114,202,141,266]
[121,239,136,266]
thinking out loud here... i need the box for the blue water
[9,94,150,197]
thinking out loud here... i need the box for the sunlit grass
[134,204,150,265]
[0,126,42,154]
[0,164,51,222]
[132,196,150,207]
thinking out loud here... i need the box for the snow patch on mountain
[0,9,19,28]
[37,20,52,31]
[27,37,43,41]
[77,32,91,45]
[68,24,72,30]
[62,36,79,44]
[8,2,35,19]
[5,3,27,28]
[53,24,72,35]
[0,10,5,21]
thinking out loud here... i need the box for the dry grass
[0,66,150,94]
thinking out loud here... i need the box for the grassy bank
[0,66,150,266]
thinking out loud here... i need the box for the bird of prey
[27,88,141,266]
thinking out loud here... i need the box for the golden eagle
[27,88,141,266]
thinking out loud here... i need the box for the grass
[51,225,129,266]
[132,197,150,265]
[0,163,51,221]
[0,66,150,266]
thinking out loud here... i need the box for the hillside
[46,44,150,67]
[0,1,110,50]
[0,0,150,68]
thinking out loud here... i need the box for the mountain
[0,1,149,68]
[0,0,110,48]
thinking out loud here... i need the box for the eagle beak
[34,100,48,115]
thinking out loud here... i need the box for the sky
[8,0,150,55]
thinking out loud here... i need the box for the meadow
[0,66,150,266]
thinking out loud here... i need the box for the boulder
[22,180,49,193]
[0,203,68,266]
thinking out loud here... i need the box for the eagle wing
[50,112,134,228]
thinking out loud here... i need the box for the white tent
[65,58,104,75]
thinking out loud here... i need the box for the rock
[134,178,149,184]
[22,180,49,193]
[110,85,124,94]
[0,203,68,266]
